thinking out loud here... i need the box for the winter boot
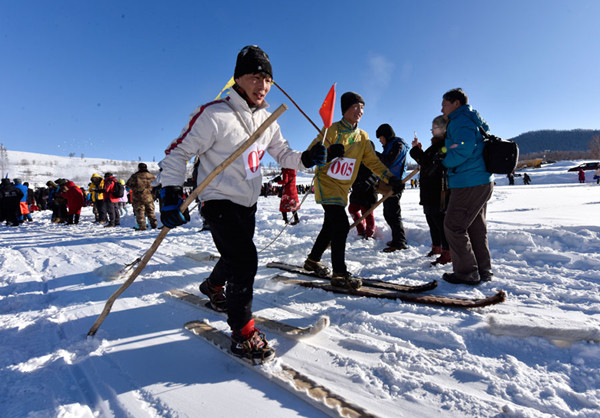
[230,319,276,364]
[382,243,408,253]
[330,271,362,289]
[442,271,480,285]
[431,249,451,265]
[282,212,289,224]
[73,214,80,224]
[426,245,442,257]
[199,279,227,312]
[289,211,299,226]
[303,257,331,278]
[66,214,74,225]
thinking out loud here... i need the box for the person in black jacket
[348,141,379,239]
[410,115,451,265]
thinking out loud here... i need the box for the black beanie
[376,123,395,140]
[104,172,113,179]
[138,163,148,171]
[341,92,365,114]
[234,45,273,79]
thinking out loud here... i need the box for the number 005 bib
[327,158,356,181]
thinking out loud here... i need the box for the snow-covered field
[1,159,599,417]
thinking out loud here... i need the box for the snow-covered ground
[1,158,599,417]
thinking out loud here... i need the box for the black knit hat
[104,172,113,179]
[234,45,273,79]
[341,92,365,114]
[138,163,148,171]
[375,124,395,140]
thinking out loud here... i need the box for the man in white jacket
[158,45,325,362]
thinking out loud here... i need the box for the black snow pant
[383,192,407,247]
[106,201,120,226]
[201,200,257,332]
[308,204,349,275]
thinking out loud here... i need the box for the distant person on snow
[1,179,23,226]
[157,45,316,363]
[523,173,531,185]
[578,168,585,183]
[275,168,300,225]
[60,180,85,224]
[440,88,494,285]
[126,163,158,231]
[89,174,108,224]
[13,179,32,223]
[103,173,121,227]
[593,168,600,184]
[302,92,405,289]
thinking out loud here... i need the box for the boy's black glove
[326,144,345,162]
[388,176,405,194]
[159,186,190,228]
[301,143,327,168]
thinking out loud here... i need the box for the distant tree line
[511,129,600,155]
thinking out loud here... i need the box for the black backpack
[479,127,519,175]
[112,181,125,198]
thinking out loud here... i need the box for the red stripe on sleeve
[164,99,225,155]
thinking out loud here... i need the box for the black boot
[282,212,289,224]
[74,214,80,224]
[290,211,299,225]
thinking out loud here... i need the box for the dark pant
[106,201,120,225]
[94,199,108,222]
[201,200,257,331]
[383,193,406,246]
[308,205,349,274]
[444,182,493,277]
[423,204,448,250]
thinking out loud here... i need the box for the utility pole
[0,144,7,178]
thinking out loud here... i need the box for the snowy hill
[1,153,600,417]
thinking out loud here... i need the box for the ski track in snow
[1,160,600,417]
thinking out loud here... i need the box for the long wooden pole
[87,104,288,336]
[273,81,321,135]
[348,168,419,231]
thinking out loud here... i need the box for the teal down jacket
[442,104,493,189]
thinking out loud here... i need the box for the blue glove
[327,144,345,162]
[301,143,327,168]
[159,186,190,228]
[388,176,405,194]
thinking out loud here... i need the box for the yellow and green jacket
[88,174,105,202]
[308,119,392,206]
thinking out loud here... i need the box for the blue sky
[1,1,599,164]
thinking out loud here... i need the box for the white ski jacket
[159,89,305,207]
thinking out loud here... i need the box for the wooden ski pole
[87,104,288,336]
[348,168,419,231]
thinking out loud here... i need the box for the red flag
[319,84,336,129]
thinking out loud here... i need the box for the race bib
[327,157,356,181]
[243,143,265,179]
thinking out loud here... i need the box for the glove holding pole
[159,186,190,228]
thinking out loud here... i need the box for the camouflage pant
[132,199,157,229]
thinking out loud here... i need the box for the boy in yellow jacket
[303,92,405,289]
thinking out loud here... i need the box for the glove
[301,143,326,168]
[159,186,190,228]
[326,143,345,162]
[388,176,405,194]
